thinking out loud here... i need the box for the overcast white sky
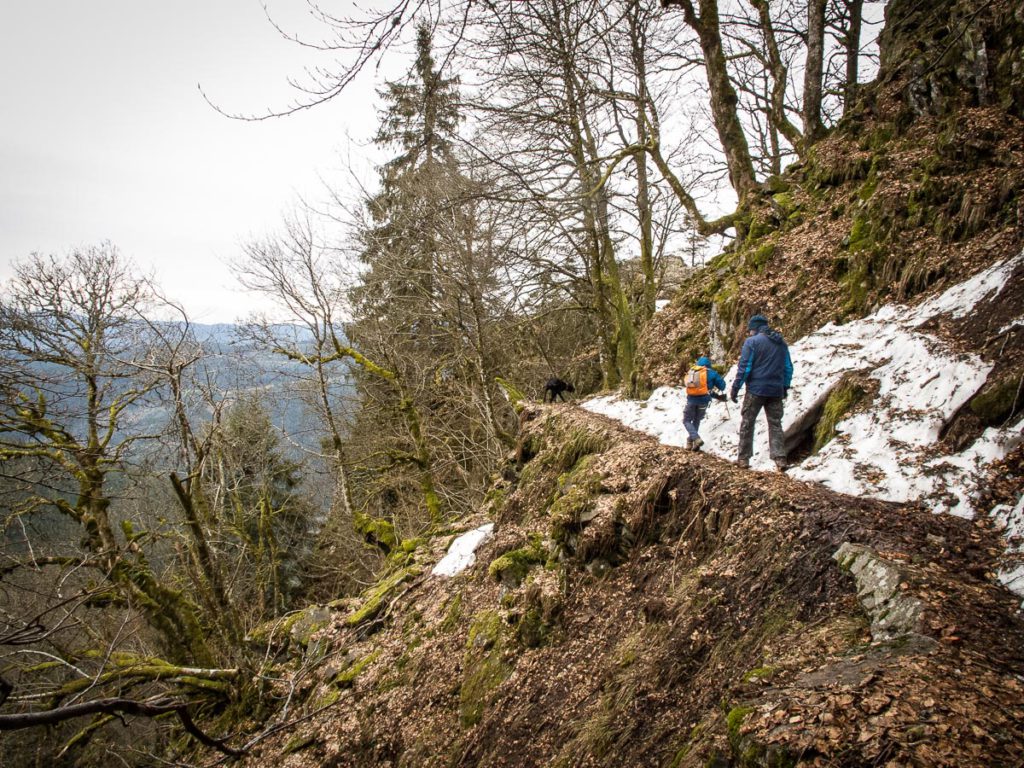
[0,1,393,323]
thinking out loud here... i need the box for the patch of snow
[993,496,1024,602]
[585,252,1024,522]
[655,299,670,313]
[906,253,1021,325]
[999,318,1024,335]
[432,524,495,577]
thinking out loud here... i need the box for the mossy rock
[554,428,609,472]
[488,535,546,588]
[347,566,420,628]
[764,175,790,194]
[726,705,754,744]
[331,649,380,689]
[387,537,428,567]
[814,377,868,452]
[550,471,603,548]
[969,372,1024,425]
[808,154,871,187]
[746,242,776,273]
[496,376,527,412]
[247,605,332,652]
[288,605,333,647]
[460,611,513,728]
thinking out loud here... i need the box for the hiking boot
[685,438,693,450]
[691,437,704,451]
[774,459,788,472]
[736,458,750,469]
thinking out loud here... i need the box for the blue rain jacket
[730,329,793,399]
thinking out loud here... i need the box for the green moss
[353,509,398,554]
[847,214,873,252]
[549,472,602,547]
[808,153,871,188]
[814,379,867,451]
[496,376,527,412]
[742,666,778,683]
[669,745,691,768]
[857,170,879,202]
[387,537,428,567]
[483,484,508,514]
[314,687,342,709]
[515,607,547,648]
[439,590,463,632]
[282,734,317,754]
[518,433,544,464]
[488,536,545,587]
[771,192,797,215]
[555,428,609,472]
[331,649,380,688]
[969,373,1023,425]
[726,705,753,742]
[764,175,789,194]
[747,242,776,272]
[346,566,419,627]
[460,611,512,727]
[745,214,776,242]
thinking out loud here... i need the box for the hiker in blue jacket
[683,356,727,451]
[730,314,794,470]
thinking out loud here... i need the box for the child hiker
[683,356,727,451]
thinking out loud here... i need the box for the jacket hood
[696,356,712,367]
[763,329,786,345]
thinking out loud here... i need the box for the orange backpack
[684,366,709,396]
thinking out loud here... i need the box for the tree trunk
[803,0,827,142]
[843,0,864,115]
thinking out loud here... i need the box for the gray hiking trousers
[738,393,786,462]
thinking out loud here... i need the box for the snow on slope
[585,253,1024,520]
[432,524,495,577]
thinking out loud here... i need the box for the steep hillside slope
[231,408,1023,767]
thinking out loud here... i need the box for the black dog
[543,377,575,403]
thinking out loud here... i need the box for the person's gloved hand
[730,390,739,403]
